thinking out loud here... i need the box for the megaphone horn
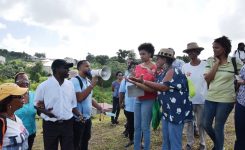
[90,66,111,80]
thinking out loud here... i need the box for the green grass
[32,110,235,150]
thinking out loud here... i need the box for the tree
[176,55,190,63]
[127,50,136,60]
[116,49,130,63]
[34,52,46,58]
[86,53,95,63]
[95,55,109,65]
[29,61,44,82]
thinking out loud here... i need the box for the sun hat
[0,83,28,101]
[183,42,204,53]
[155,48,175,59]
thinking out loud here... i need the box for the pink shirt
[135,64,157,100]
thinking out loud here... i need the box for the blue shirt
[156,68,193,124]
[15,91,36,135]
[119,78,136,112]
[70,76,93,120]
[112,81,121,98]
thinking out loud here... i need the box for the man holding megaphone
[70,60,104,150]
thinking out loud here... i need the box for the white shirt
[182,60,207,104]
[3,115,29,149]
[34,76,77,121]
[233,49,245,63]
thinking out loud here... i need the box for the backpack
[75,76,91,101]
[231,57,240,92]
[75,76,84,90]
[0,114,7,148]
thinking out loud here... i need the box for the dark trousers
[111,97,120,123]
[124,110,134,141]
[43,118,74,150]
[73,119,92,150]
[28,133,36,150]
[235,102,245,150]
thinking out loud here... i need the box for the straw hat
[155,48,175,59]
[0,83,28,101]
[183,42,204,53]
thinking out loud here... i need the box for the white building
[41,59,53,75]
[0,56,6,64]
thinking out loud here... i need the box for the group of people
[0,36,245,150]
[0,59,103,150]
[111,38,245,150]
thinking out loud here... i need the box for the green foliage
[29,61,45,82]
[0,60,27,80]
[86,53,95,63]
[0,49,32,61]
[34,52,46,58]
[93,87,112,104]
[95,55,109,65]
[176,55,190,63]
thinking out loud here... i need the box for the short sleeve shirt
[205,57,243,103]
[70,76,93,120]
[34,76,77,121]
[134,64,157,100]
[157,68,193,124]
[15,91,36,135]
[119,78,136,112]
[112,81,121,98]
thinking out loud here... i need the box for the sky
[0,0,244,60]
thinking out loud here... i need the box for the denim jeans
[202,100,234,150]
[134,99,154,150]
[162,118,184,150]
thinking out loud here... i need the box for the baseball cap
[0,83,28,101]
[51,59,73,70]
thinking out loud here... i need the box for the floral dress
[156,67,193,124]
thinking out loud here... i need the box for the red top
[134,64,157,100]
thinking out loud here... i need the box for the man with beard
[35,59,82,150]
[70,60,103,150]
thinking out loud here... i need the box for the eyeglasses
[16,80,30,87]
[117,74,123,76]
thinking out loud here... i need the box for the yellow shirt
[205,56,243,103]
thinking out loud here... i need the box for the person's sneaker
[125,141,134,148]
[186,144,192,150]
[199,144,206,150]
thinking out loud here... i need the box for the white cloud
[0,33,32,53]
[0,0,243,60]
[0,22,6,29]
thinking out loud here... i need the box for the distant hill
[0,49,32,61]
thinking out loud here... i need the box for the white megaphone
[90,66,111,80]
